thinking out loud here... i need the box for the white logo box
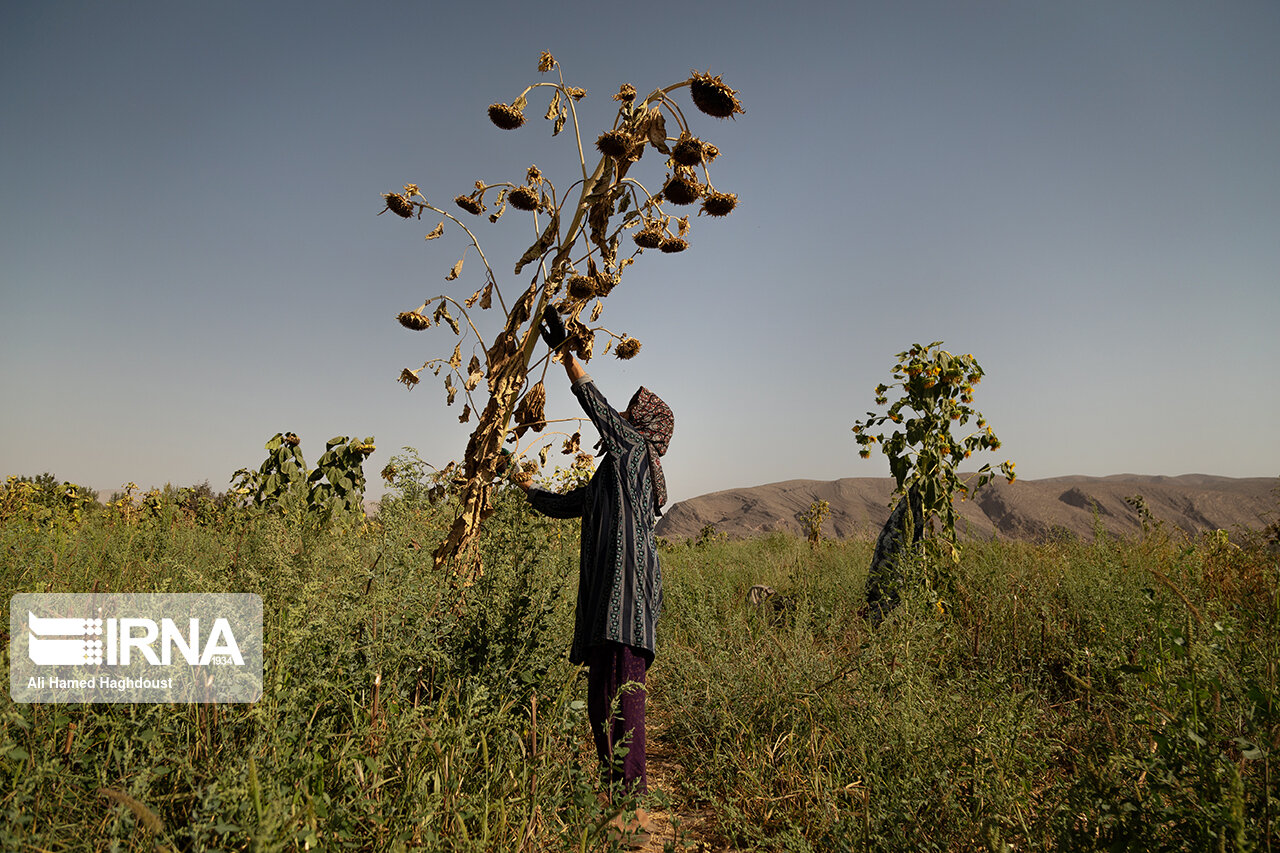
[10,593,262,703]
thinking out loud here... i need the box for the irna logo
[10,593,263,704]
[27,612,245,667]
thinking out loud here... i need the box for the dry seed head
[565,86,586,100]
[633,225,665,249]
[454,194,485,215]
[487,102,526,130]
[397,311,431,331]
[526,164,543,184]
[689,71,744,119]
[508,185,539,211]
[398,368,421,389]
[381,192,415,219]
[701,190,738,217]
[659,237,689,254]
[662,169,702,205]
[567,275,596,300]
[283,433,300,447]
[596,130,633,159]
[671,133,708,167]
[613,83,637,102]
[615,338,642,360]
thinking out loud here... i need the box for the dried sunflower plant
[379,52,743,576]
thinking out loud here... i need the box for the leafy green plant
[231,432,375,523]
[800,499,830,549]
[852,342,1015,557]
[379,51,744,576]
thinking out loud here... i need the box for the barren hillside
[656,474,1278,543]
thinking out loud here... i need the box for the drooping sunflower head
[487,102,526,130]
[567,275,596,300]
[596,130,633,159]
[633,225,665,249]
[662,169,701,205]
[454,194,485,215]
[671,133,708,167]
[615,338,642,360]
[508,185,540,211]
[381,192,415,219]
[688,71,744,119]
[659,237,689,254]
[397,311,431,331]
[701,190,738,217]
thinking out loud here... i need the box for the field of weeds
[1,476,1277,851]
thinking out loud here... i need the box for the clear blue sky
[3,1,1278,504]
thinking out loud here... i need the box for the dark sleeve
[526,485,587,519]
[570,376,643,455]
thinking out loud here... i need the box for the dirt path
[628,724,726,853]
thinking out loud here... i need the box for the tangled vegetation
[2,466,1276,850]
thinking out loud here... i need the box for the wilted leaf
[553,106,567,136]
[488,202,506,223]
[590,300,603,322]
[514,210,560,275]
[446,258,464,281]
[562,431,580,454]
[459,404,471,423]
[539,444,550,466]
[512,94,528,112]
[464,355,483,391]
[479,280,493,310]
[444,374,456,405]
[544,89,561,121]
[449,344,462,370]
[645,108,669,153]
[425,222,445,240]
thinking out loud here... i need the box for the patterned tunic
[526,376,664,665]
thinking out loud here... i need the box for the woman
[517,307,673,799]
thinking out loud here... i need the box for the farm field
[1,476,1277,851]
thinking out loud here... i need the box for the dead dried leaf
[449,344,462,370]
[446,258,464,281]
[459,404,471,423]
[514,210,559,275]
[425,222,445,240]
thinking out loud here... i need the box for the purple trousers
[586,643,649,795]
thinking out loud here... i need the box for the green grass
[2,484,1277,851]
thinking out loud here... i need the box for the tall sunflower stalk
[379,53,744,578]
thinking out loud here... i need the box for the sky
[3,1,1278,505]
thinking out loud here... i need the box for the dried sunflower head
[398,368,421,389]
[487,102,526,130]
[397,311,431,331]
[596,130,633,159]
[615,338,642,360]
[701,190,738,217]
[283,433,301,447]
[689,71,744,119]
[567,275,596,300]
[565,86,586,101]
[671,133,708,167]
[526,164,543,184]
[381,192,415,219]
[662,169,701,205]
[613,83,637,102]
[633,225,665,249]
[659,237,689,253]
[508,185,539,211]
[454,194,485,215]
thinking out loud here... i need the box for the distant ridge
[656,474,1278,543]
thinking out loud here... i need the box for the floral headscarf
[625,386,674,512]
